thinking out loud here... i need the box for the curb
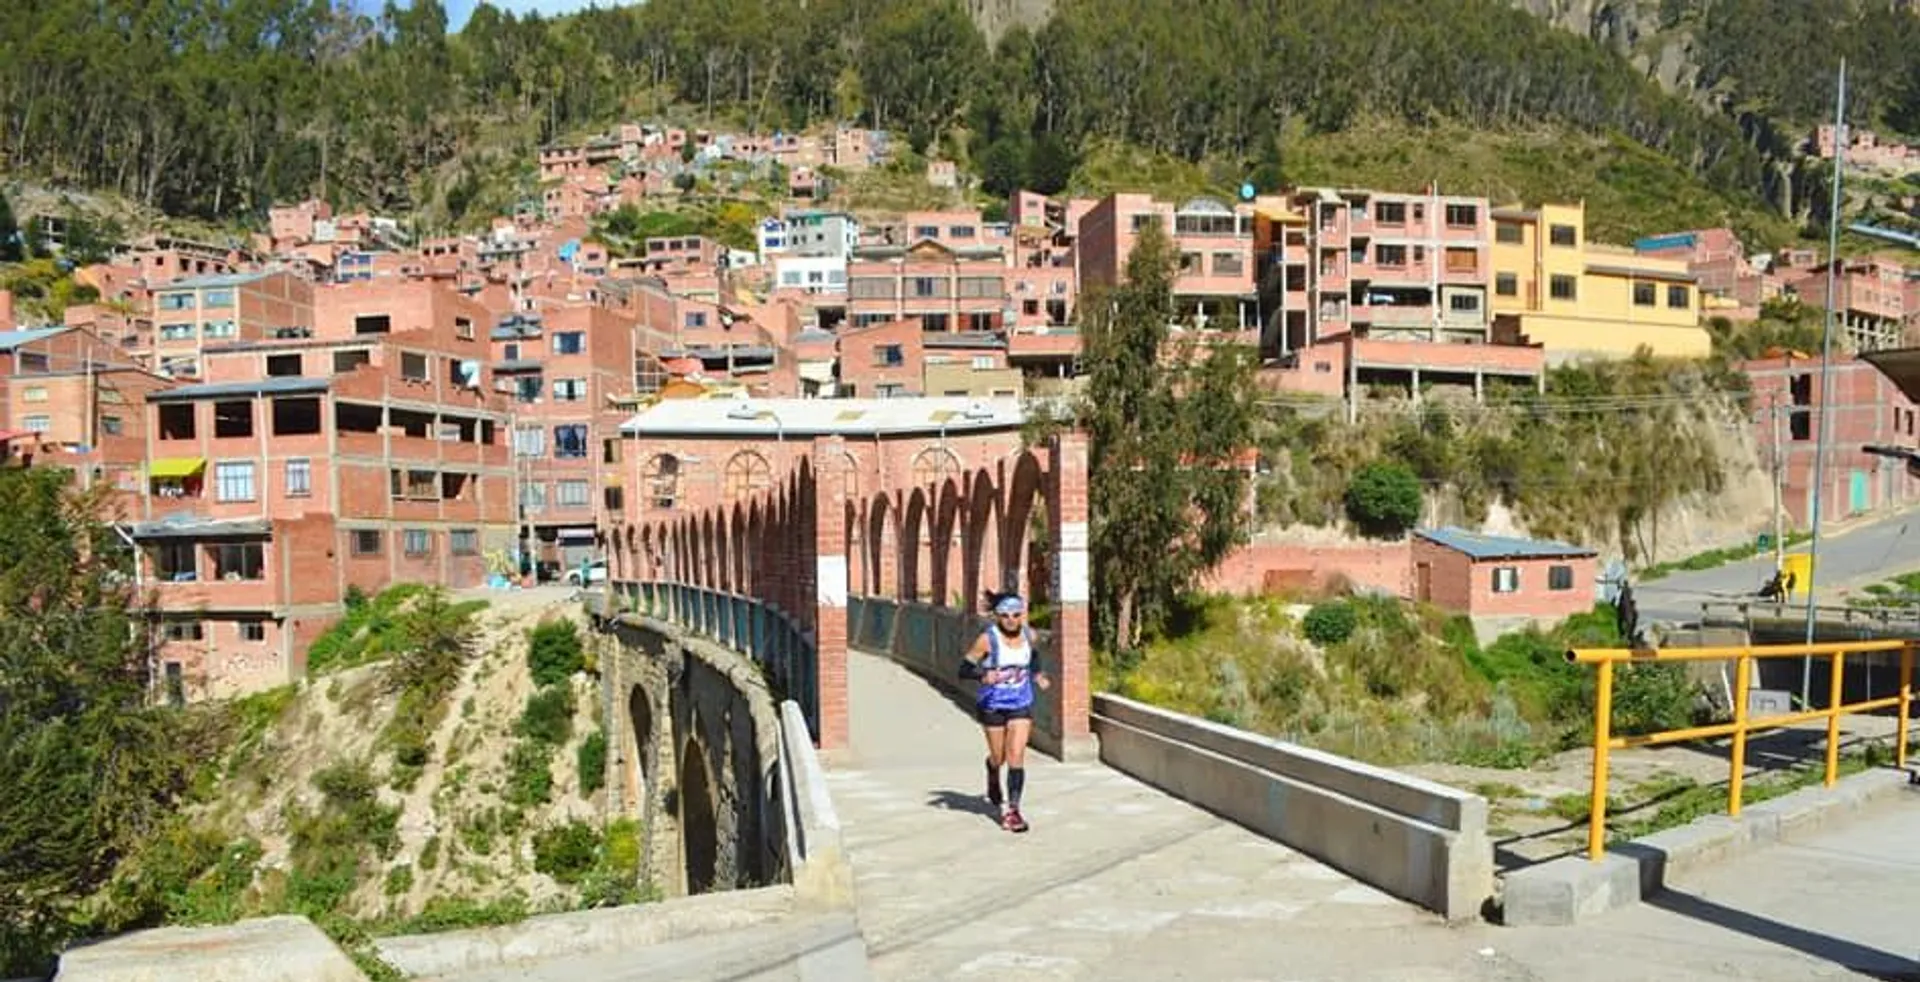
[1499,766,1911,927]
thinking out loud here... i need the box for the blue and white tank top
[978,627,1036,712]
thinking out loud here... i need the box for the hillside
[95,586,646,973]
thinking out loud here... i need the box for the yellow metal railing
[1566,639,1915,860]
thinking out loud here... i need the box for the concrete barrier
[372,885,798,978]
[1502,767,1911,926]
[1091,693,1494,921]
[777,699,860,913]
[55,916,366,982]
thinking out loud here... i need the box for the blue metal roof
[0,327,69,351]
[1414,526,1596,560]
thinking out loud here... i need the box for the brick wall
[1203,540,1414,597]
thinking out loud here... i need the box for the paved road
[1637,508,1920,624]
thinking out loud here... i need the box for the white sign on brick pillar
[816,555,848,607]
[1054,520,1089,604]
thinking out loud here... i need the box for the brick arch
[964,468,1001,610]
[678,733,719,895]
[901,487,930,603]
[711,510,731,593]
[729,504,747,595]
[866,491,897,597]
[910,445,963,493]
[1001,450,1049,604]
[746,500,764,599]
[931,476,965,607]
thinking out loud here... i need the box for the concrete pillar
[1473,371,1484,403]
[1047,432,1095,759]
[812,437,850,752]
[1410,365,1422,403]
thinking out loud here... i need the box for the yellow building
[1489,202,1710,360]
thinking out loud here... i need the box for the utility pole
[1802,57,1849,708]
[1770,391,1785,571]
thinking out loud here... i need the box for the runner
[957,592,1050,832]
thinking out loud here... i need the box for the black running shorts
[978,705,1033,727]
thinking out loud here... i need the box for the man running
[957,592,1050,832]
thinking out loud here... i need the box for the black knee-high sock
[985,758,1003,800]
[1008,767,1026,808]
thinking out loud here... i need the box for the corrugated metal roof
[129,516,272,539]
[0,327,69,351]
[156,272,267,291]
[1414,526,1595,560]
[620,396,1029,437]
[147,377,329,402]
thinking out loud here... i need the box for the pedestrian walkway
[829,650,1501,982]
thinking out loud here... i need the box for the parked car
[564,558,608,586]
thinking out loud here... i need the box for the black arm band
[958,658,985,680]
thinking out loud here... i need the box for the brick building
[150,271,316,380]
[134,285,516,701]
[1741,353,1920,526]
[1410,527,1598,636]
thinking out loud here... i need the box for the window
[724,451,772,503]
[972,355,995,370]
[909,277,943,298]
[401,352,429,380]
[552,378,587,402]
[1448,293,1481,313]
[21,386,45,402]
[1548,565,1575,591]
[240,621,267,642]
[1444,204,1478,227]
[1375,244,1407,266]
[1549,275,1577,301]
[556,479,591,508]
[285,458,311,496]
[552,424,588,459]
[406,469,436,499]
[164,621,203,641]
[214,461,256,502]
[202,320,237,339]
[333,350,371,374]
[203,289,235,308]
[158,293,195,311]
[1374,202,1406,224]
[521,482,548,513]
[351,529,382,555]
[1495,222,1524,245]
[1549,224,1577,247]
[553,332,585,354]
[208,542,264,580]
[266,353,302,376]
[213,401,253,438]
[645,454,681,509]
[948,225,975,239]
[1667,284,1690,309]
[22,414,50,433]
[513,426,546,457]
[454,317,474,340]
[1495,272,1518,296]
[154,541,197,580]
[403,529,431,556]
[354,314,392,335]
[684,311,707,328]
[160,323,196,341]
[1492,567,1519,593]
[451,529,479,556]
[158,404,195,439]
[1632,282,1657,307]
[874,344,905,367]
[164,662,185,707]
[101,415,123,436]
[604,486,625,511]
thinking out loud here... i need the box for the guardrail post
[1587,659,1614,861]
[1900,644,1914,771]
[1825,649,1846,787]
[1729,651,1753,817]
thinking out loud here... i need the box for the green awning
[149,457,206,480]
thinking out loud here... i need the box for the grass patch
[1639,531,1813,581]
[306,583,431,676]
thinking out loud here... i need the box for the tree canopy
[1071,221,1259,649]
[0,0,1824,227]
[0,469,195,975]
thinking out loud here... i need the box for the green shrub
[506,743,553,807]
[532,821,600,885]
[528,620,585,688]
[383,865,414,897]
[1301,601,1357,646]
[577,730,607,797]
[1343,461,1423,538]
[417,836,440,872]
[518,686,575,746]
